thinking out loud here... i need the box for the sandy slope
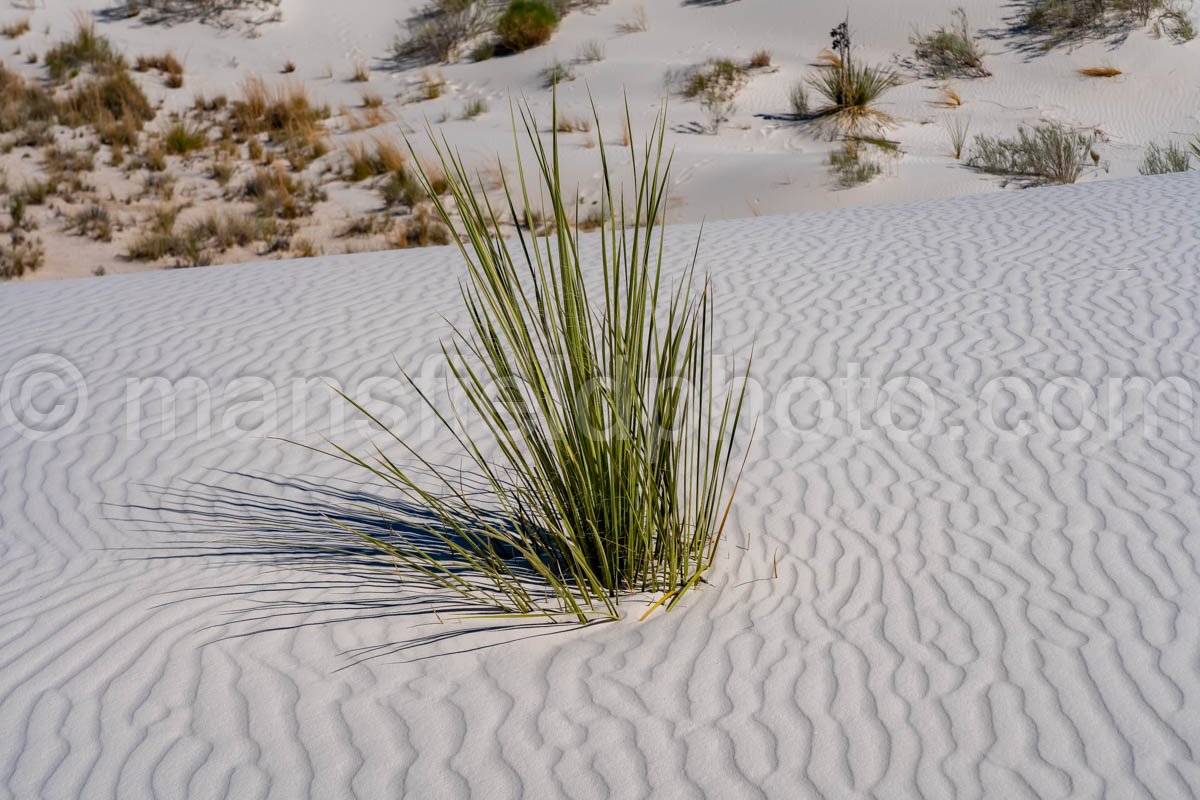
[2,0,1199,279]
[2,173,1200,797]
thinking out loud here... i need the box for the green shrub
[807,60,899,134]
[967,122,1097,184]
[1139,140,1192,174]
[164,121,207,154]
[827,140,882,187]
[318,99,753,621]
[496,0,558,53]
[911,8,989,77]
[45,20,123,81]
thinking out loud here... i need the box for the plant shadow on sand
[118,472,607,666]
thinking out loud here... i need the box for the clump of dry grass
[539,61,576,88]
[231,77,330,168]
[418,71,446,100]
[0,63,57,135]
[936,84,964,108]
[617,4,648,33]
[345,137,407,181]
[66,203,115,241]
[1078,65,1122,77]
[554,113,592,133]
[136,51,184,87]
[240,164,324,219]
[163,120,207,154]
[45,19,123,81]
[748,49,771,68]
[385,203,449,248]
[2,18,31,39]
[911,8,989,77]
[0,235,45,279]
[351,60,370,82]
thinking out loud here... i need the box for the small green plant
[1139,140,1192,174]
[539,61,575,88]
[497,0,559,53]
[808,18,899,134]
[67,203,114,241]
[576,39,605,63]
[45,19,123,81]
[827,139,882,187]
[315,97,753,621]
[943,113,971,159]
[967,122,1097,185]
[164,121,207,154]
[462,97,488,118]
[789,82,809,117]
[679,59,747,133]
[911,8,989,77]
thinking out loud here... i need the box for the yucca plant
[319,97,753,622]
[808,19,898,135]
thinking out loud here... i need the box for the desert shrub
[345,138,406,181]
[616,4,648,33]
[462,97,488,118]
[164,121,208,154]
[1156,2,1197,40]
[45,20,124,81]
[808,60,899,133]
[1139,140,1192,174]
[911,8,989,77]
[967,122,1096,184]
[185,210,263,251]
[241,165,323,218]
[2,18,31,39]
[0,64,57,133]
[748,49,771,68]
[539,61,576,88]
[315,100,752,622]
[231,77,330,167]
[807,18,899,134]
[577,39,605,62]
[1023,0,1194,43]
[497,0,559,53]
[397,0,494,63]
[386,204,449,248]
[380,168,424,207]
[789,82,809,116]
[0,235,45,279]
[58,70,156,143]
[679,58,747,133]
[67,204,114,241]
[827,140,882,187]
[943,113,971,159]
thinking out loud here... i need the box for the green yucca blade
[310,94,752,622]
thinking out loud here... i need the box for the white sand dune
[2,173,1200,797]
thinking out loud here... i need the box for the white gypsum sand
[1,172,1199,797]
[0,0,1197,280]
